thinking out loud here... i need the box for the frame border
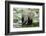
[5,1,45,35]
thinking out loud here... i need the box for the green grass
[13,22,39,28]
[22,22,39,27]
